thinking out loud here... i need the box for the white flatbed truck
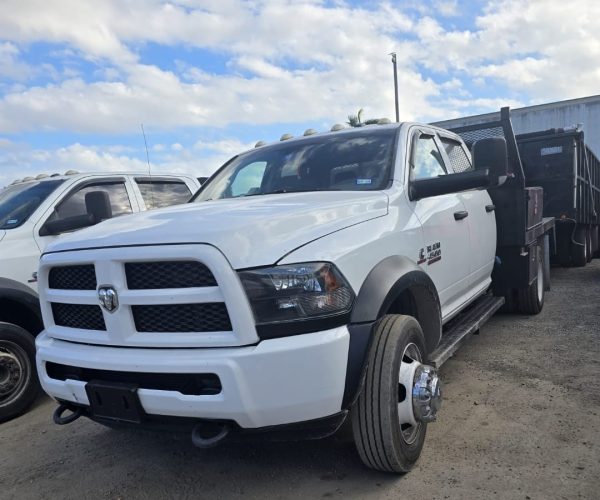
[35,111,553,472]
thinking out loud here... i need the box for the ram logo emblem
[98,286,119,313]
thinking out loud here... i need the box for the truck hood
[45,191,389,269]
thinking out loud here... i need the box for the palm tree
[347,108,364,127]
[347,109,382,127]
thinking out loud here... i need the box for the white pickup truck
[0,172,199,421]
[34,110,554,473]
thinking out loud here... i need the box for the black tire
[351,315,427,473]
[586,227,593,263]
[0,322,40,422]
[500,290,518,313]
[517,245,545,315]
[592,226,599,258]
[572,225,587,267]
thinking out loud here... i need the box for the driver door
[407,128,473,320]
[33,180,136,253]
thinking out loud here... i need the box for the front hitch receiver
[53,402,83,425]
[412,364,442,423]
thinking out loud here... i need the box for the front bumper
[36,326,350,429]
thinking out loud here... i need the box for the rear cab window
[135,179,192,209]
[439,137,473,173]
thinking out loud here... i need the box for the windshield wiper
[268,188,324,195]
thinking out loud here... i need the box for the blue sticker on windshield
[356,178,372,185]
[7,219,18,224]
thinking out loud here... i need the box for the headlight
[238,262,355,337]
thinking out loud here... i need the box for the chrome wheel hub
[0,341,30,404]
[397,343,442,444]
[412,365,442,423]
[0,350,23,397]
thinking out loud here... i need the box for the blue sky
[0,0,598,187]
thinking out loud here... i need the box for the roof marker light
[330,124,345,131]
[303,129,318,136]
[280,133,294,141]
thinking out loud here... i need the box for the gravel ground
[1,262,599,500]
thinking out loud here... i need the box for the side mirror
[410,170,491,201]
[39,190,112,236]
[472,137,508,187]
[85,190,112,222]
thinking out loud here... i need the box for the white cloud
[0,139,245,187]
[0,0,597,171]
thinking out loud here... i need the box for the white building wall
[432,95,600,158]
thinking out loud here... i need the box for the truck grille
[49,265,97,290]
[40,245,256,348]
[132,303,231,332]
[52,303,106,331]
[125,261,217,289]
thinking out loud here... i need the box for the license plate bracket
[85,380,145,423]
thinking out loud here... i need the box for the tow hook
[412,365,442,423]
[53,402,83,425]
[191,421,230,448]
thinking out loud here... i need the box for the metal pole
[390,52,399,122]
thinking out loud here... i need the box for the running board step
[429,295,505,368]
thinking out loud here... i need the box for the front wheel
[0,322,40,422]
[351,315,441,473]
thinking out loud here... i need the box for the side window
[230,162,267,197]
[50,182,132,220]
[440,138,473,173]
[137,181,192,209]
[411,134,447,180]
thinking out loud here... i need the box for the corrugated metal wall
[432,95,600,158]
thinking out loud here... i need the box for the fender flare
[0,278,43,332]
[342,256,442,408]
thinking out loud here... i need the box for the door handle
[454,211,469,220]
[485,204,495,212]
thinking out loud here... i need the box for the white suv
[0,172,199,422]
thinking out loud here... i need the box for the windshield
[0,180,65,229]
[194,128,397,202]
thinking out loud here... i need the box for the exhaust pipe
[191,421,230,448]
[53,402,83,425]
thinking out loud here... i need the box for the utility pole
[390,52,400,122]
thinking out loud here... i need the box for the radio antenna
[140,123,155,208]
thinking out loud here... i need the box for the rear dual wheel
[591,226,599,258]
[517,245,545,315]
[572,226,588,267]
